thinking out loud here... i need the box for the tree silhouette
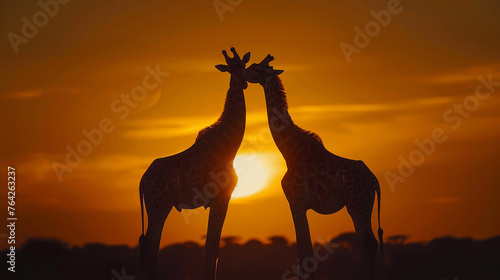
[1,234,499,280]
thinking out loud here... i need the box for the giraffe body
[283,148,376,216]
[246,55,383,280]
[141,124,241,213]
[139,48,250,280]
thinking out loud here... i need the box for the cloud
[7,153,59,185]
[1,87,83,99]
[8,152,153,185]
[291,96,455,114]
[79,153,152,173]
[121,111,269,140]
[122,115,217,139]
[2,90,43,99]
[120,96,456,140]
[420,63,500,85]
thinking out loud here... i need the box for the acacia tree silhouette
[245,55,384,280]
[138,47,250,280]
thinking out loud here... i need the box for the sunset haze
[1,0,500,250]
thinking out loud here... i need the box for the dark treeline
[1,233,499,280]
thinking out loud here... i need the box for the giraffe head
[245,54,284,85]
[215,47,251,89]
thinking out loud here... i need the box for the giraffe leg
[345,190,378,280]
[291,208,316,280]
[140,206,171,280]
[204,199,229,280]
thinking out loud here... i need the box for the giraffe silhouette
[138,47,250,280]
[245,55,384,280]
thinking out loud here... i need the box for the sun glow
[231,154,270,198]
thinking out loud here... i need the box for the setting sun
[231,154,269,198]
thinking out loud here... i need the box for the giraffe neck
[215,85,246,154]
[262,75,296,160]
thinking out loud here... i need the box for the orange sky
[1,0,500,249]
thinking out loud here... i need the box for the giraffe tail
[139,182,146,267]
[375,179,384,254]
